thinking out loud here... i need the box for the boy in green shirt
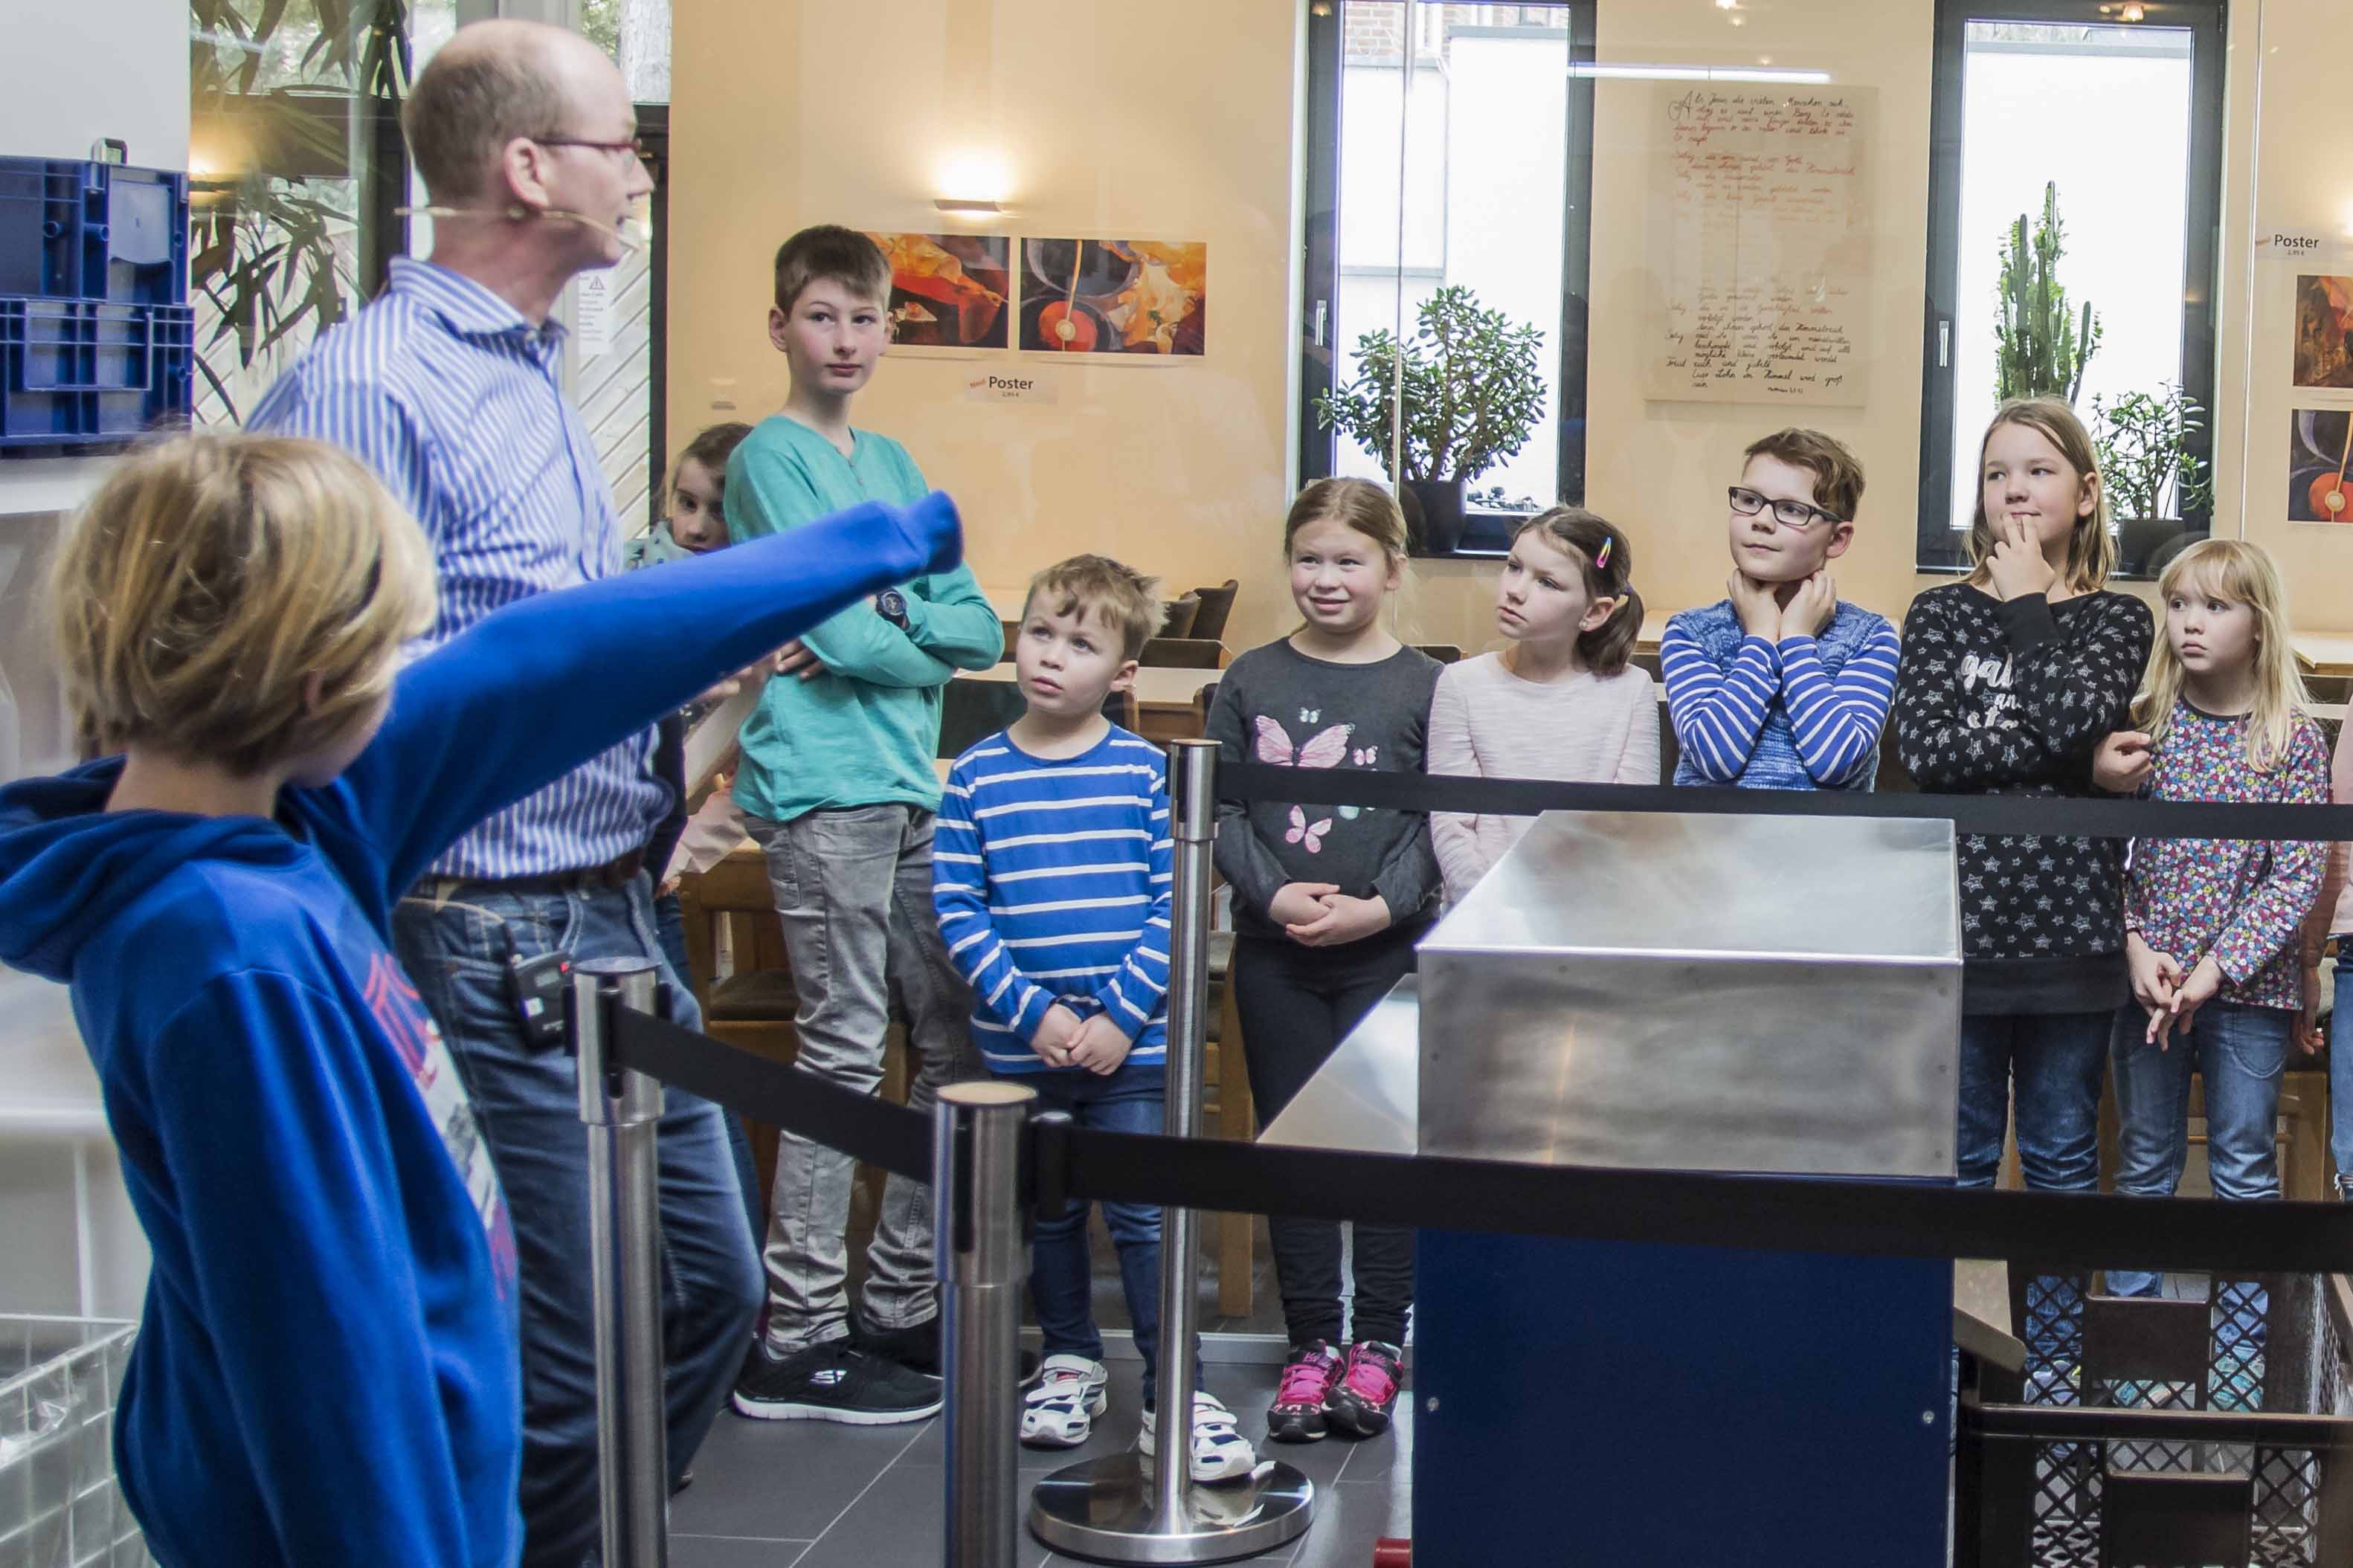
[726,225,1003,1422]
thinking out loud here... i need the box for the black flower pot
[1403,477,1467,557]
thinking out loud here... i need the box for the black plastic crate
[0,158,188,309]
[1958,1272,2353,1567]
[0,297,194,450]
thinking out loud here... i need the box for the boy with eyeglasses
[1659,428,1901,790]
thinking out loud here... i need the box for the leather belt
[416,847,647,903]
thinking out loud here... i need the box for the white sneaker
[1138,1391,1259,1484]
[1020,1355,1108,1448]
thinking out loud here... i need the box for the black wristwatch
[875,589,910,630]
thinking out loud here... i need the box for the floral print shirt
[2125,701,2330,1010]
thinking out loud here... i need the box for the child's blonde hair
[2132,538,2310,772]
[1966,397,2116,596]
[51,434,437,776]
[1023,554,1162,662]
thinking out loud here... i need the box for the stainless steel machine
[1264,807,1963,1566]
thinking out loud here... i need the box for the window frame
[1914,0,2227,575]
[1297,1,1598,557]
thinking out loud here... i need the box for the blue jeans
[2108,1001,2289,1299]
[396,875,762,1568]
[1020,1062,1182,1406]
[1957,1011,2111,1385]
[2332,962,2353,1196]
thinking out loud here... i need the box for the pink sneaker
[1266,1340,1343,1443]
[1326,1340,1403,1437]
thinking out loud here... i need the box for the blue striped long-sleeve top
[1659,599,1901,790]
[933,726,1173,1072]
[249,257,666,880]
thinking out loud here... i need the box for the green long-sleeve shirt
[725,415,1001,822]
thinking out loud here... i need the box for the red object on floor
[1372,1540,1412,1567]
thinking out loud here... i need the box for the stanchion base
[1029,1452,1315,1564]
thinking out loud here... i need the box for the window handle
[1938,317,1951,370]
[1313,299,1328,349]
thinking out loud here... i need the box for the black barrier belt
[1223,761,2353,842]
[611,1009,2353,1277]
[611,1007,931,1181]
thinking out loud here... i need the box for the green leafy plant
[2092,382,2214,523]
[1313,285,1547,485]
[1994,181,2100,405]
[189,0,412,419]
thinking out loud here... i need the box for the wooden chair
[939,677,1030,758]
[1159,593,1201,639]
[1414,642,1465,665]
[1141,637,1225,669]
[1184,580,1240,642]
[1204,931,1258,1317]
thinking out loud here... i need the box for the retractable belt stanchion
[572,956,670,1568]
[938,1080,1036,1568]
[1030,738,1316,1564]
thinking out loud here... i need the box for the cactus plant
[1993,182,2100,406]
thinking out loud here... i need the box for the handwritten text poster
[1644,85,1874,406]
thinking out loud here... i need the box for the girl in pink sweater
[1426,508,1658,905]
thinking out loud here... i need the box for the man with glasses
[251,20,759,1567]
[1658,428,1902,790]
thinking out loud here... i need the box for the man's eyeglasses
[1727,485,1841,530]
[531,135,648,161]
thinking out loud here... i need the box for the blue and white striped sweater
[1660,599,1900,790]
[933,726,1173,1071]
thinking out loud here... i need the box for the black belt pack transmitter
[507,951,572,1048]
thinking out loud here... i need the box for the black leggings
[1232,923,1420,1348]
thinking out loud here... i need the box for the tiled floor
[669,1357,1411,1567]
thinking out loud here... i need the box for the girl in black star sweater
[1892,399,2152,1209]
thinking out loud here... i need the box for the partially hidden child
[1426,507,1657,905]
[933,554,1258,1482]
[1660,428,1899,791]
[1206,477,1443,1447]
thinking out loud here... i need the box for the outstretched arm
[346,494,962,894]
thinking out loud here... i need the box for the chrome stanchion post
[939,1080,1036,1568]
[573,957,669,1568]
[1030,738,1316,1563]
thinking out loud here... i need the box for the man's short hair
[1743,428,1866,523]
[1023,555,1162,663]
[402,35,569,204]
[773,225,892,317]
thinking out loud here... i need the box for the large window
[1299,1,1595,555]
[1916,0,2225,575]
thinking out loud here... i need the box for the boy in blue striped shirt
[934,555,1255,1482]
[1659,428,1901,790]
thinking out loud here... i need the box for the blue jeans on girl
[2332,961,2353,1198]
[1956,1011,2111,1391]
[1020,1062,1175,1404]
[2108,1000,2291,1297]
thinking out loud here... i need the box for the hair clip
[1593,536,1613,570]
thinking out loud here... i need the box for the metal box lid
[1426,809,1961,966]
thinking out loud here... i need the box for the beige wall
[667,0,1306,648]
[670,0,2340,653]
[2224,0,2353,632]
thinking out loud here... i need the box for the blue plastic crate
[0,158,188,308]
[0,297,194,450]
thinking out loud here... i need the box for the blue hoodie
[0,494,961,1568]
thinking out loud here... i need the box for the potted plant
[1313,285,1547,555]
[1994,181,2101,405]
[2090,382,2215,574]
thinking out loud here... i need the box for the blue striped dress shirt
[933,726,1174,1073]
[250,257,666,880]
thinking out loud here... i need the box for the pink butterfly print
[1352,746,1378,767]
[1255,716,1353,768]
[1286,806,1333,853]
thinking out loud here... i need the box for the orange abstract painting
[1019,239,1207,356]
